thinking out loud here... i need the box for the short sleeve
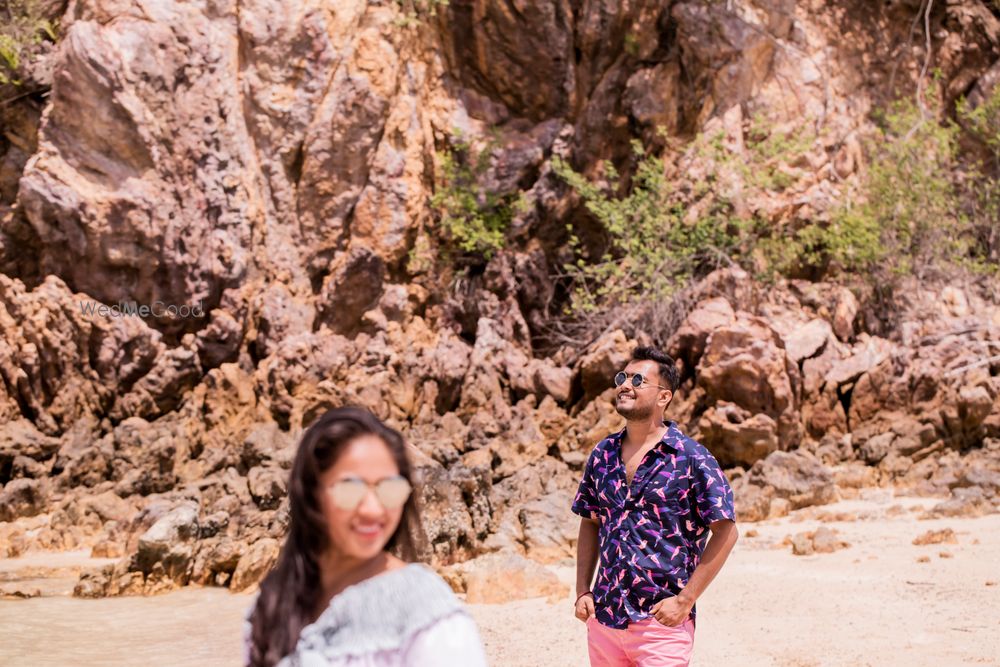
[404,611,488,666]
[690,448,736,526]
[571,447,601,520]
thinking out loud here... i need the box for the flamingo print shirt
[571,422,735,629]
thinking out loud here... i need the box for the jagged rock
[922,486,996,519]
[247,466,287,511]
[832,289,858,342]
[578,330,630,402]
[668,297,735,375]
[317,247,386,335]
[0,419,60,468]
[532,361,573,403]
[0,478,47,521]
[858,432,894,465]
[190,537,244,586]
[791,526,849,555]
[19,4,256,330]
[413,452,478,563]
[825,337,893,387]
[912,528,958,546]
[80,491,133,523]
[783,319,832,362]
[732,476,774,522]
[241,422,296,471]
[134,503,199,583]
[110,418,182,497]
[230,537,280,592]
[517,492,578,563]
[10,455,48,479]
[698,316,802,451]
[91,540,125,558]
[748,450,837,510]
[697,401,779,468]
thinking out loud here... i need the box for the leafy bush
[549,114,814,341]
[553,141,741,319]
[789,84,996,281]
[431,134,517,262]
[549,86,994,342]
[0,0,58,87]
[957,83,1000,270]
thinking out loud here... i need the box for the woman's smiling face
[318,434,406,561]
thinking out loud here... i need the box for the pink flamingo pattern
[571,422,735,629]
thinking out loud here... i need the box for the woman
[245,407,488,667]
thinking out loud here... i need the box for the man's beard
[615,397,653,420]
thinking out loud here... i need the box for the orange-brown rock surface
[0,0,998,597]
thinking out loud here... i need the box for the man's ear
[659,390,673,407]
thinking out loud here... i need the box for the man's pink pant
[586,617,695,667]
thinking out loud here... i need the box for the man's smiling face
[615,359,669,420]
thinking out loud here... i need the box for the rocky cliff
[1,0,998,596]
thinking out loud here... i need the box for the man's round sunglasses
[614,371,669,391]
[327,475,412,511]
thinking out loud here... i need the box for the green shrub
[552,139,748,333]
[431,134,517,261]
[551,116,813,327]
[957,83,1000,271]
[0,0,58,87]
[790,85,995,280]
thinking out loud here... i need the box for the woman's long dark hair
[247,407,425,667]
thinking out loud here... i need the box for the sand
[2,492,998,666]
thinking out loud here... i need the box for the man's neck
[623,416,667,451]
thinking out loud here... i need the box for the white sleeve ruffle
[403,611,488,667]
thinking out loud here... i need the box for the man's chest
[595,449,691,511]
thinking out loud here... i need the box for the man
[572,346,738,667]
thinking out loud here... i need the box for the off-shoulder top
[244,563,488,667]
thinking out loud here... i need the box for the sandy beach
[2,493,998,667]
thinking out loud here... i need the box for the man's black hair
[632,346,679,392]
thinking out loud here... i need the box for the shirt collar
[612,423,679,453]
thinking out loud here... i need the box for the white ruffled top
[245,564,488,667]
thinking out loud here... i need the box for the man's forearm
[677,520,738,606]
[576,518,600,595]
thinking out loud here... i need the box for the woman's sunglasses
[613,371,668,390]
[327,476,413,511]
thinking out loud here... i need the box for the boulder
[444,552,568,604]
[230,537,280,592]
[832,289,858,342]
[578,330,630,402]
[783,319,832,362]
[698,316,802,449]
[732,477,774,522]
[247,466,287,511]
[791,526,849,555]
[0,478,46,521]
[668,297,735,372]
[748,450,837,510]
[134,503,199,583]
[518,492,578,563]
[697,401,779,468]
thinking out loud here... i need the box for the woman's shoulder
[287,563,464,663]
[370,562,461,609]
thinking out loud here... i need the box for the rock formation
[0,0,998,596]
